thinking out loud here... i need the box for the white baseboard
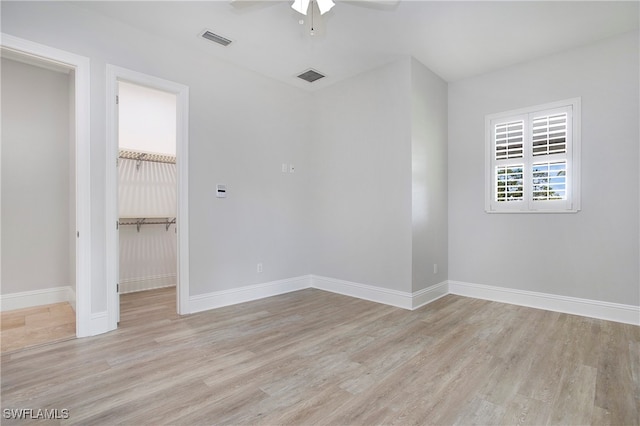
[311,275,414,309]
[119,274,176,294]
[68,286,77,312]
[311,275,448,310]
[188,275,450,315]
[185,274,638,326]
[189,275,311,314]
[448,280,640,326]
[0,286,75,312]
[411,281,449,309]
[189,275,426,314]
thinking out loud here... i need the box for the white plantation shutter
[491,115,527,208]
[496,164,524,202]
[486,98,580,213]
[532,161,567,201]
[495,120,524,160]
[532,113,567,156]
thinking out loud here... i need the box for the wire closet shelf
[118,149,177,232]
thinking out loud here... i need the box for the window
[485,98,581,213]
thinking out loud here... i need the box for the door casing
[1,33,92,336]
[105,65,190,330]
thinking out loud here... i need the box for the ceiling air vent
[201,30,232,47]
[297,69,325,83]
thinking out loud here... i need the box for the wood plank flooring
[1,287,638,425]
[0,302,75,353]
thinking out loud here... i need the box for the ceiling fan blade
[291,0,311,15]
[317,0,336,15]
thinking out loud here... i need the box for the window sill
[485,208,581,214]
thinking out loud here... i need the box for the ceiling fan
[291,0,335,15]
[230,0,399,15]
[229,0,398,36]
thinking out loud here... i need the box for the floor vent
[297,69,325,83]
[201,30,232,47]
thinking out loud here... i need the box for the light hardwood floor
[0,302,75,353]
[1,287,638,425]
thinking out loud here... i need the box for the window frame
[485,98,581,214]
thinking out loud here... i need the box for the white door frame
[106,65,190,329]
[1,33,92,337]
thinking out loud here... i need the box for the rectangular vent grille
[297,69,325,83]
[201,30,232,47]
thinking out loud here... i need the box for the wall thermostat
[216,184,227,198]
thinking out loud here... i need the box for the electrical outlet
[289,164,295,173]
[257,263,263,273]
[281,163,288,173]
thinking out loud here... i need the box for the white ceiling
[74,1,639,90]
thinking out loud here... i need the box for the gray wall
[3,2,635,313]
[1,57,72,294]
[308,59,414,292]
[308,58,449,294]
[1,1,312,311]
[448,31,639,305]
[411,58,448,292]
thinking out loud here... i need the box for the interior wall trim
[187,275,639,326]
[119,274,177,294]
[311,275,414,309]
[187,274,449,314]
[448,280,640,326]
[1,33,92,338]
[311,275,449,310]
[188,275,311,314]
[106,64,190,329]
[411,282,449,309]
[0,286,74,312]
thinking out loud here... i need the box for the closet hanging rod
[119,149,176,165]
[119,217,176,232]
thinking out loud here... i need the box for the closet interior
[118,149,177,295]
[118,81,177,306]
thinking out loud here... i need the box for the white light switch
[282,163,288,173]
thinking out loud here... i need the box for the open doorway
[0,51,75,351]
[116,81,178,325]
[0,35,91,344]
[105,65,190,330]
